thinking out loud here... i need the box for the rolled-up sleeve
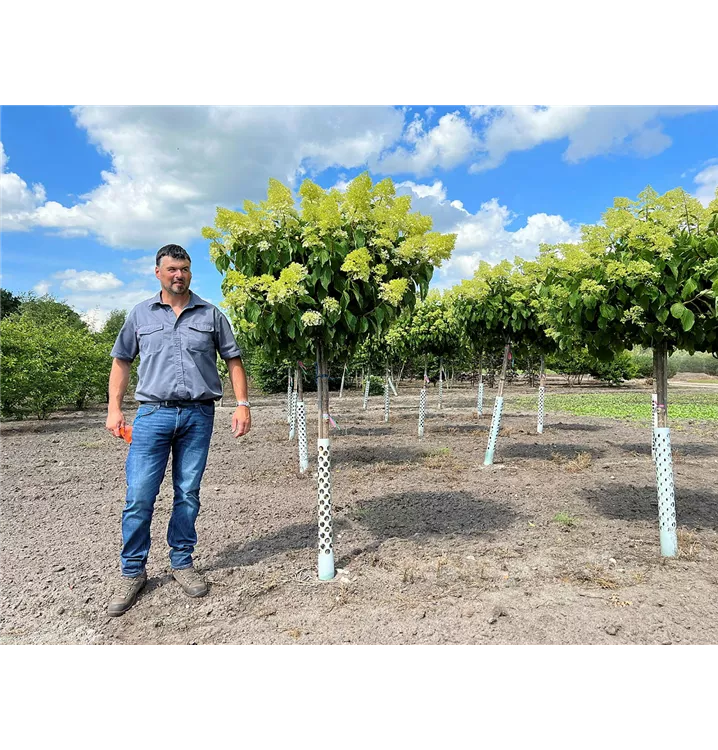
[215,309,243,360]
[111,309,139,361]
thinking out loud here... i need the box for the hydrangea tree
[203,173,455,579]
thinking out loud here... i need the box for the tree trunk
[339,362,347,399]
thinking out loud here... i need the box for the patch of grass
[565,452,592,473]
[79,441,103,449]
[678,529,701,560]
[553,511,577,527]
[511,392,718,422]
[423,446,451,457]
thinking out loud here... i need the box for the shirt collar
[148,290,208,309]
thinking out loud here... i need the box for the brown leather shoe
[107,572,147,617]
[172,566,208,598]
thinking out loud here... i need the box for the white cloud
[122,254,157,276]
[54,269,124,292]
[0,142,48,231]
[694,162,718,206]
[68,286,157,331]
[396,181,581,289]
[376,112,480,176]
[4,106,405,249]
[469,106,707,172]
[33,280,51,295]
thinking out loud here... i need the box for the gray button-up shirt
[111,291,243,402]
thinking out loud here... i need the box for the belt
[139,399,215,408]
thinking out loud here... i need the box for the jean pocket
[198,404,215,418]
[136,404,160,418]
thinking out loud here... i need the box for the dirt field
[2,380,717,645]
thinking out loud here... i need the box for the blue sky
[1,105,717,329]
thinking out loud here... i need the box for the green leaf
[664,277,677,296]
[320,265,331,291]
[670,302,685,319]
[681,307,695,332]
[682,277,698,300]
[246,301,260,323]
[656,308,669,324]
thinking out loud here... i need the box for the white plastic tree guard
[287,368,293,424]
[653,427,677,557]
[289,389,297,441]
[317,437,335,579]
[537,386,546,434]
[297,400,308,474]
[362,376,370,410]
[418,386,427,438]
[651,393,658,461]
[438,359,444,408]
[484,396,504,465]
[477,381,484,417]
[389,377,398,397]
[384,374,390,423]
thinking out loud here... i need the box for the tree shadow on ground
[209,491,517,572]
[0,415,106,436]
[208,519,352,571]
[332,444,427,466]
[498,442,606,460]
[580,482,718,526]
[548,422,604,433]
[429,424,489,435]
[613,441,718,458]
[335,426,393,437]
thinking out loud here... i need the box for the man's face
[156,255,191,296]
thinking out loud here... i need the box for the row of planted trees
[203,176,718,576]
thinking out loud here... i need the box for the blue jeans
[121,402,215,576]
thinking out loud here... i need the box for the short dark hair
[156,244,191,267]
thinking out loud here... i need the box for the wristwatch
[236,400,251,408]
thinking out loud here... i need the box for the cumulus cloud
[0,142,48,231]
[33,280,51,295]
[68,286,157,331]
[54,269,124,292]
[694,161,718,206]
[122,254,157,276]
[468,105,707,172]
[4,106,405,249]
[375,112,480,176]
[396,181,581,289]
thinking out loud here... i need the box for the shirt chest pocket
[187,323,215,352]
[137,324,165,354]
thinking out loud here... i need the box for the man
[105,244,251,616]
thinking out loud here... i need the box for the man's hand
[106,408,127,438]
[232,405,251,438]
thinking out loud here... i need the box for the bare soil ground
[2,381,717,645]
